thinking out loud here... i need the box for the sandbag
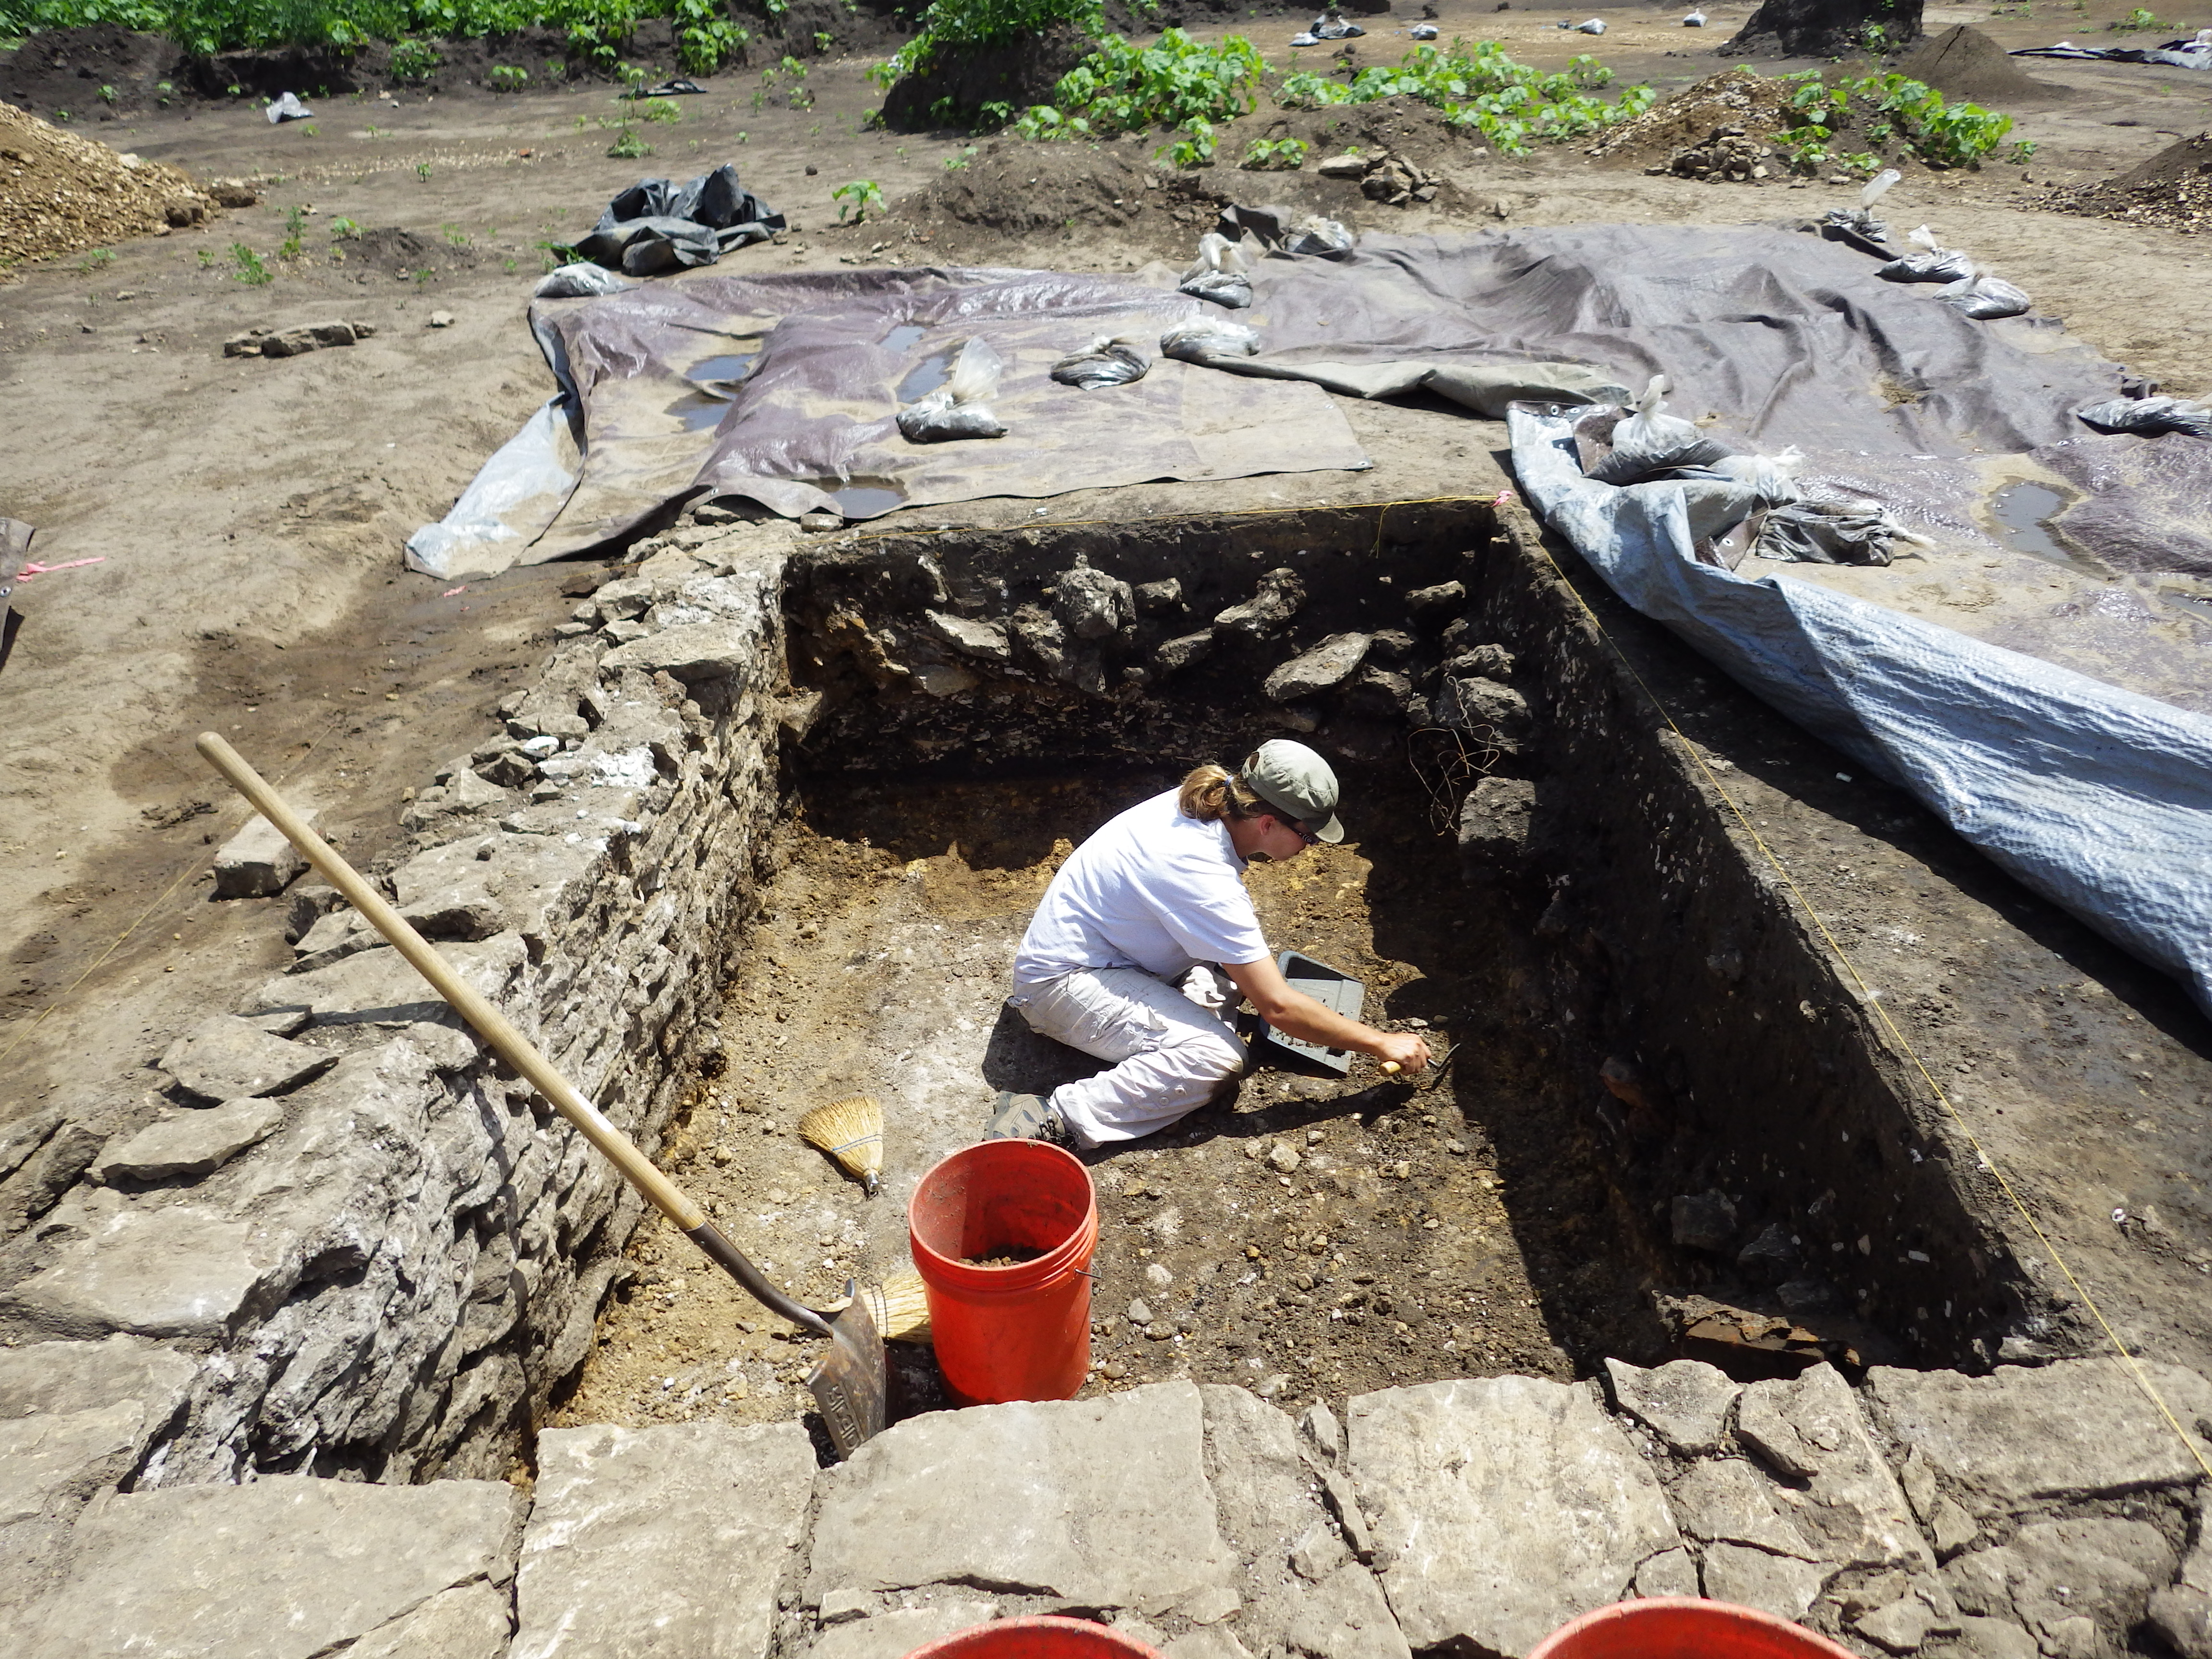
[1939,275,2032,320]
[535,262,636,299]
[897,337,1009,442]
[1178,232,1253,309]
[1584,375,1730,484]
[2074,395,2212,440]
[1754,501,1912,565]
[1162,317,1262,363]
[1877,224,1976,284]
[1051,335,1151,389]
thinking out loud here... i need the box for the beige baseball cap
[1240,740,1344,843]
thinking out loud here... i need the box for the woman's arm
[1222,957,1433,1071]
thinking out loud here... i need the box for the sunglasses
[1284,817,1322,847]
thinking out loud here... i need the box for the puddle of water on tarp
[830,481,907,516]
[895,352,955,404]
[664,351,761,432]
[1988,481,2100,575]
[665,391,733,432]
[880,324,927,352]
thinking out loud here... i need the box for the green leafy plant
[944,143,977,168]
[1780,69,2014,169]
[1274,39,1652,156]
[1157,115,1214,167]
[814,28,833,49]
[1240,134,1307,170]
[197,247,218,268]
[278,204,307,258]
[639,95,682,121]
[2007,138,2038,162]
[97,83,116,104]
[2110,7,2162,28]
[364,122,389,137]
[875,0,1145,88]
[330,216,363,238]
[1014,29,1263,139]
[77,247,116,272]
[231,242,272,285]
[390,36,441,83]
[415,159,432,180]
[300,121,318,133]
[832,178,885,220]
[608,126,652,157]
[442,221,470,246]
[488,64,530,90]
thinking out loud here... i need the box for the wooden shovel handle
[194,732,831,1338]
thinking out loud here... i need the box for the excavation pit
[553,502,2051,1442]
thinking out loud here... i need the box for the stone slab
[1701,1541,1827,1623]
[1736,1362,1932,1574]
[247,934,526,1024]
[512,1420,815,1659]
[349,1582,513,1659]
[18,1474,522,1659]
[1346,1376,1679,1658]
[159,1016,335,1103]
[0,1335,197,1525]
[807,1602,998,1659]
[213,810,315,899]
[92,1100,285,1183]
[1866,1359,2212,1519]
[1,1204,272,1339]
[1605,1358,1741,1457]
[1283,1562,1413,1659]
[807,1380,1238,1615]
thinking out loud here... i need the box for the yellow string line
[0,707,354,1077]
[1526,524,2212,1482]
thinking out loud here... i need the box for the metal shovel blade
[807,1293,886,1459]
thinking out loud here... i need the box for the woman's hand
[1370,1030,1433,1073]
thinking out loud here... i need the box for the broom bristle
[798,1094,882,1192]
[828,1268,933,1345]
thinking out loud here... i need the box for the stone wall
[0,524,803,1614]
[15,1359,2212,1659]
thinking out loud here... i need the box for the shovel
[194,732,886,1458]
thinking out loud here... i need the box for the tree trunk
[1722,0,1924,59]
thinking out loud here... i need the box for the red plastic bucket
[908,1141,1098,1406]
[904,1616,1160,1659]
[1528,1599,1861,1659]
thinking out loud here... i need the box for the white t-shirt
[1013,788,1270,985]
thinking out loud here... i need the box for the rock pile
[1587,67,1798,165]
[0,98,212,265]
[1659,126,1780,184]
[1317,148,1441,206]
[2047,132,2212,236]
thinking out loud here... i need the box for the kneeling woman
[986,739,1431,1148]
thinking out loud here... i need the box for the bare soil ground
[3,0,2210,1430]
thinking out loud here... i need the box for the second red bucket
[909,1140,1099,1406]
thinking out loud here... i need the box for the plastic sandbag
[1683,9,1707,24]
[1410,22,1441,38]
[1713,445,1805,507]
[535,262,637,299]
[1939,274,2032,320]
[1290,31,1322,46]
[1819,168,1901,244]
[1877,224,1976,284]
[898,337,1009,442]
[1312,9,1365,38]
[1569,17,1606,33]
[1161,318,1261,363]
[266,91,312,123]
[1051,335,1151,389]
[1178,232,1253,309]
[1283,213,1355,255]
[1754,501,1914,565]
[2074,395,2212,440]
[1584,376,1729,485]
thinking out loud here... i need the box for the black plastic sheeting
[575,167,787,276]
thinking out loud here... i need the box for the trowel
[194,733,886,1458]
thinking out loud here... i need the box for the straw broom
[831,1268,932,1344]
[799,1094,882,1196]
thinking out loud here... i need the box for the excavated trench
[554,504,2034,1440]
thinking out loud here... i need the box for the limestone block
[1215,569,1305,638]
[292,908,379,972]
[1201,1383,1325,1568]
[1434,676,1530,750]
[1156,631,1215,673]
[403,769,517,832]
[807,1381,1238,1615]
[0,1105,62,1180]
[1,1203,272,1339]
[2150,1586,2212,1659]
[1944,1519,2175,1658]
[0,1119,107,1238]
[1294,1521,1351,1582]
[1184,1586,1243,1624]
[601,621,759,686]
[1701,1541,1826,1622]
[1264,634,1373,702]
[808,1603,999,1659]
[1052,563,1136,640]
[1168,1632,1254,1659]
[248,934,526,1024]
[1346,1376,1679,1657]
[513,1421,814,1659]
[160,1015,336,1103]
[1283,1562,1413,1659]
[1856,1584,1961,1654]
[1605,1358,1740,1456]
[1666,1456,1818,1557]
[1457,778,1538,869]
[92,1100,285,1182]
[1865,1360,2212,1520]
[0,1336,197,1524]
[16,1475,522,1659]
[213,809,315,898]
[1936,1616,2042,1659]
[348,1582,513,1659]
[1633,1549,1698,1599]
[1735,1363,1932,1573]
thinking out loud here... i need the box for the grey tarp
[1466,222,2212,1016]
[405,266,1369,578]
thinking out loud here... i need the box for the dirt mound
[1893,25,2058,104]
[0,24,183,120]
[1587,68,1797,164]
[880,138,1227,259]
[2046,131,2212,235]
[343,226,485,280]
[0,98,211,267]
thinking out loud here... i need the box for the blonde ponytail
[1178,763,1265,823]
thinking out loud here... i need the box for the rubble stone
[1736,1363,1932,1574]
[925,611,1012,663]
[1053,561,1136,639]
[513,1421,814,1659]
[1667,1455,1817,1557]
[1671,1191,1738,1251]
[90,1099,284,1181]
[600,622,757,686]
[1434,675,1531,750]
[1634,1548,1699,1599]
[1,1202,271,1339]
[160,1015,335,1103]
[213,809,315,898]
[1347,1376,1678,1657]
[1283,1562,1412,1659]
[247,933,526,1023]
[1701,1540,1827,1621]
[0,1335,196,1526]
[1215,569,1306,638]
[1605,1357,1740,1455]
[349,1582,512,1659]
[1866,1360,2212,1520]
[1264,634,1372,702]
[807,1381,1237,1614]
[14,1475,522,1659]
[808,1604,999,1659]
[1457,777,1537,870]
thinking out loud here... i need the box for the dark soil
[878,27,1094,133]
[2048,129,2212,234]
[344,226,485,281]
[1893,24,2071,107]
[0,22,185,119]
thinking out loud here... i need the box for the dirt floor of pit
[552,767,1686,1433]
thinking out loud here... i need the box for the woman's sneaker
[983,1091,1075,1148]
